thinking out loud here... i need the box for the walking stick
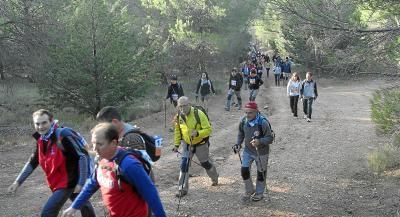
[177,136,194,213]
[164,99,167,128]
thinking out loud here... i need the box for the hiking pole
[255,145,268,194]
[177,135,194,213]
[164,99,167,128]
[176,151,202,167]
[232,145,242,164]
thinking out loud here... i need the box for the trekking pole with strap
[176,135,194,213]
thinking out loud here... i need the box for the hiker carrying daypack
[233,101,274,202]
[172,96,218,198]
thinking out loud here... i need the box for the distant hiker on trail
[195,72,216,109]
[281,57,292,85]
[273,62,282,87]
[61,123,166,217]
[172,96,219,197]
[241,61,250,90]
[264,55,272,78]
[248,68,264,101]
[7,109,96,217]
[287,72,301,118]
[256,62,264,79]
[300,72,318,122]
[225,67,243,111]
[232,101,274,202]
[166,74,184,108]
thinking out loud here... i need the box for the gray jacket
[236,115,273,156]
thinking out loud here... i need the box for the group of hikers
[7,48,319,217]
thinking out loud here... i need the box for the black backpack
[121,129,162,162]
[113,148,152,192]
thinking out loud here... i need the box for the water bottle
[154,135,163,157]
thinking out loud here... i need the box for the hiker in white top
[287,72,301,117]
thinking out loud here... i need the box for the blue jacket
[281,62,291,73]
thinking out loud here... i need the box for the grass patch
[368,143,400,174]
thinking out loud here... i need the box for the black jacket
[248,75,263,90]
[229,73,243,91]
[196,79,215,96]
[166,83,184,102]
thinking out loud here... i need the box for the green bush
[370,89,400,134]
[369,87,400,173]
[368,144,400,174]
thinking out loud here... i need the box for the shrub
[368,144,400,174]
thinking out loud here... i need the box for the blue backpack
[55,127,94,175]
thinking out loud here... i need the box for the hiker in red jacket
[7,109,95,217]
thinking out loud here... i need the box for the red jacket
[97,158,148,217]
[31,132,80,191]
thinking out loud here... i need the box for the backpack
[122,129,162,162]
[240,113,275,142]
[113,148,152,192]
[55,127,94,175]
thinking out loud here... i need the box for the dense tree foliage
[0,0,398,114]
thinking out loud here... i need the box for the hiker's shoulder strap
[193,107,201,126]
[239,116,246,132]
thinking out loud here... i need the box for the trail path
[1,76,399,217]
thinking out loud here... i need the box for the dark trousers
[289,95,299,116]
[302,98,314,119]
[266,68,270,78]
[274,74,280,86]
[41,188,95,217]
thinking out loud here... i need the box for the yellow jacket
[174,107,212,147]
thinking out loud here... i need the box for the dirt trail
[1,77,399,217]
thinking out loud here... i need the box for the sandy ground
[1,76,400,217]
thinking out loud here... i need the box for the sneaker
[175,190,187,198]
[303,115,307,119]
[251,193,264,201]
[294,114,298,118]
[307,118,311,122]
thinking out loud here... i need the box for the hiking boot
[241,193,253,204]
[211,178,218,186]
[251,193,264,201]
[175,190,187,198]
[307,118,311,122]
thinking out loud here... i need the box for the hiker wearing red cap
[248,68,263,101]
[232,101,274,203]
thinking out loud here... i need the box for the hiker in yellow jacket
[172,96,219,197]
